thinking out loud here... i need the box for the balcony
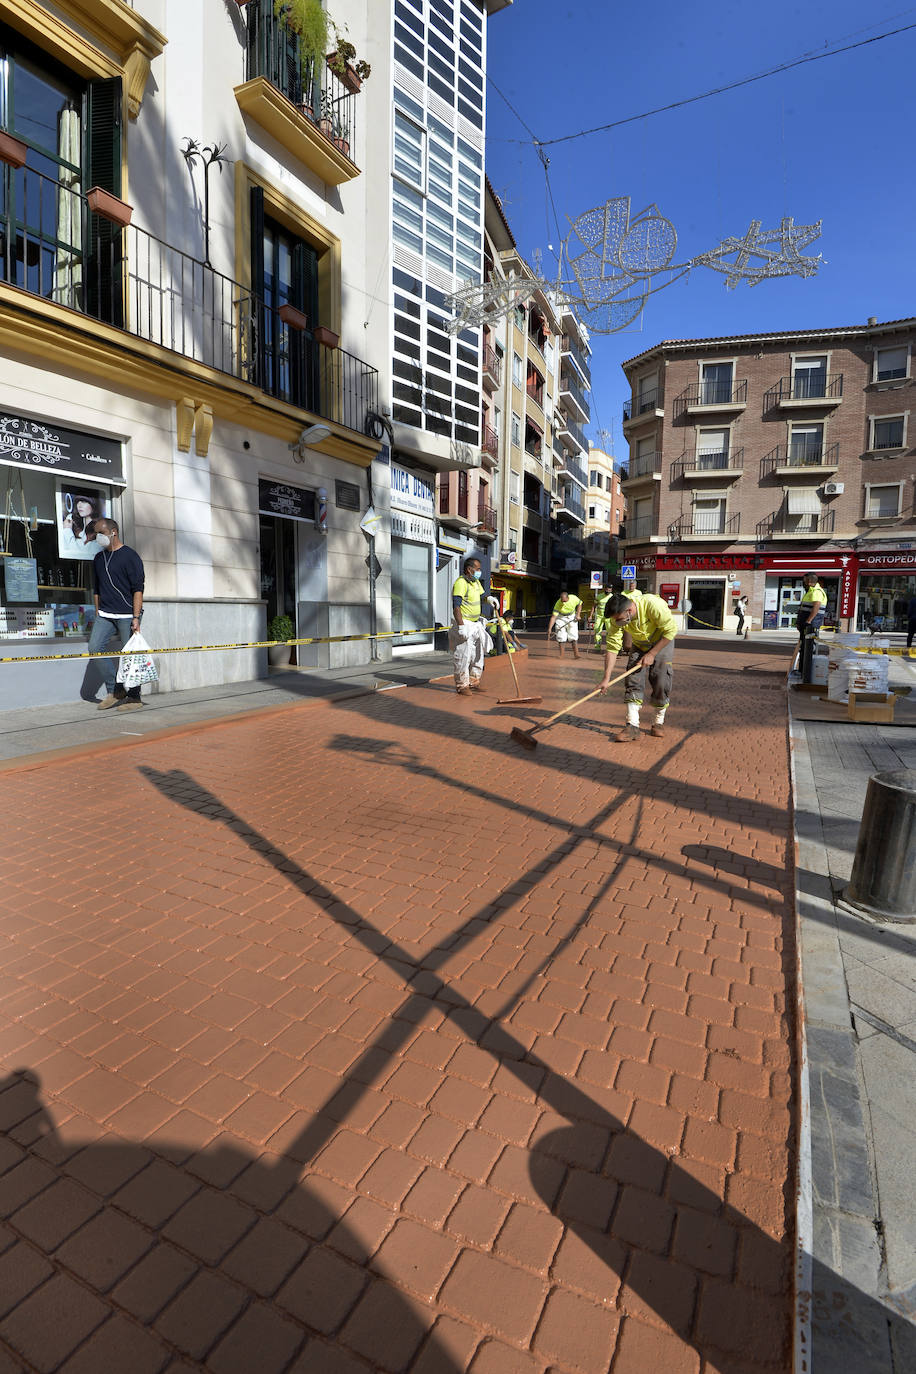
[762,443,840,477]
[621,451,662,485]
[0,163,377,436]
[482,345,502,391]
[239,2,359,185]
[678,379,748,414]
[556,412,588,454]
[757,510,836,540]
[555,488,585,524]
[764,374,843,409]
[559,369,590,423]
[561,333,592,386]
[481,425,499,462]
[623,515,657,541]
[672,448,744,482]
[668,512,741,540]
[477,504,498,536]
[622,387,664,430]
[556,452,587,488]
[526,375,545,410]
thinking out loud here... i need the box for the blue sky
[484,0,916,457]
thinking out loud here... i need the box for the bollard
[845,770,916,922]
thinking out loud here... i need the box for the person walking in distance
[90,518,146,711]
[547,587,583,659]
[598,591,677,742]
[450,556,490,696]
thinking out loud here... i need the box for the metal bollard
[845,770,916,922]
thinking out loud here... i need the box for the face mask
[96,534,111,549]
[471,569,481,580]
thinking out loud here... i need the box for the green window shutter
[84,77,122,195]
[83,77,123,325]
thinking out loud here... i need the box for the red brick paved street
[0,641,795,1373]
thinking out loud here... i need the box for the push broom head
[497,695,543,705]
[510,726,538,750]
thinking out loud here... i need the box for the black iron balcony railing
[0,163,377,434]
[757,510,836,538]
[621,450,662,481]
[679,379,748,408]
[561,333,592,385]
[668,512,740,539]
[761,442,839,474]
[764,373,843,405]
[672,448,744,480]
[624,514,657,540]
[246,1,357,160]
[482,345,502,385]
[623,387,663,423]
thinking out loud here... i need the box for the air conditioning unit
[823,481,844,495]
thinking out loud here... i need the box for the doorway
[259,515,297,654]
[685,577,725,630]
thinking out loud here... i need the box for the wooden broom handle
[532,662,644,734]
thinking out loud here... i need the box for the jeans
[88,616,139,698]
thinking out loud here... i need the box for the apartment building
[584,443,625,574]
[384,0,511,643]
[549,306,591,588]
[0,0,387,707]
[619,317,916,632]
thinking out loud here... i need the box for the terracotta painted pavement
[0,643,797,1372]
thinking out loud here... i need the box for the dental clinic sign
[390,463,435,519]
[0,411,125,485]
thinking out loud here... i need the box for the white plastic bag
[116,632,158,688]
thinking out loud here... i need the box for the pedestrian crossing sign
[621,564,636,579]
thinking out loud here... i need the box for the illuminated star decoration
[444,196,822,334]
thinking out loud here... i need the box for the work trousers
[449,618,488,687]
[624,639,674,707]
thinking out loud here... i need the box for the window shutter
[83,77,123,326]
[249,186,265,390]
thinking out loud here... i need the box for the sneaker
[116,698,144,712]
[613,725,640,742]
[456,686,472,697]
[650,724,665,738]
[97,694,123,710]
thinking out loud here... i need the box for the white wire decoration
[445,196,822,334]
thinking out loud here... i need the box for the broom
[495,619,542,704]
[509,662,644,751]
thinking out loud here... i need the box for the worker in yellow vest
[796,574,828,641]
[450,556,492,695]
[594,582,641,651]
[599,591,677,741]
[547,588,583,659]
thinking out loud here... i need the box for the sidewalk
[0,639,796,1373]
[791,705,916,1372]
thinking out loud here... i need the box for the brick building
[619,317,916,632]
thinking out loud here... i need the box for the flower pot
[313,326,339,350]
[278,303,308,331]
[0,131,28,168]
[86,187,133,227]
[318,116,334,140]
[268,644,292,667]
[332,137,350,158]
[327,54,361,93]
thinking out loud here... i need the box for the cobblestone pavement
[0,642,796,1373]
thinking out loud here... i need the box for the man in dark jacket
[89,518,146,711]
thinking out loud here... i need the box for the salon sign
[0,411,125,486]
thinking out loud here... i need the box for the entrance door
[686,579,725,629]
[259,515,297,633]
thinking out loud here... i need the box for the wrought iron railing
[672,448,744,480]
[764,373,843,405]
[0,163,377,433]
[478,503,497,533]
[624,515,657,540]
[482,425,499,457]
[482,346,502,385]
[761,443,839,474]
[679,379,748,407]
[246,1,357,161]
[668,512,740,539]
[621,450,662,481]
[758,510,835,538]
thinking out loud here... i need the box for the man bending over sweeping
[598,592,677,742]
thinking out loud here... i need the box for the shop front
[855,552,916,632]
[390,461,436,651]
[760,554,854,631]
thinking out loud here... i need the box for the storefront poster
[0,411,125,485]
[56,486,110,560]
[3,557,39,602]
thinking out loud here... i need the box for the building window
[697,427,730,469]
[866,484,902,519]
[393,109,426,190]
[870,415,906,450]
[588,505,596,520]
[637,372,658,413]
[791,355,827,399]
[512,352,523,388]
[590,471,601,486]
[251,190,319,409]
[509,470,520,505]
[700,361,734,405]
[511,412,521,448]
[789,422,824,464]
[875,346,908,382]
[693,494,726,535]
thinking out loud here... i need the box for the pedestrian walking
[90,517,146,711]
[907,593,916,649]
[735,595,749,637]
[449,556,490,695]
[547,587,583,659]
[796,574,827,642]
[598,591,677,742]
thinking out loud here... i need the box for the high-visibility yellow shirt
[604,592,676,656]
[801,586,828,609]
[452,576,483,620]
[553,595,582,616]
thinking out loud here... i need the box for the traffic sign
[590,571,603,588]
[621,564,637,580]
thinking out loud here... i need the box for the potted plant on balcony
[86,186,133,227]
[326,26,370,92]
[267,613,295,667]
[331,115,350,158]
[317,90,335,140]
[313,325,339,349]
[274,0,328,80]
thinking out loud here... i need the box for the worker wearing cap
[450,556,493,695]
[598,591,677,741]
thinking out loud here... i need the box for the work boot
[456,686,472,696]
[613,725,640,742]
[650,724,665,738]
